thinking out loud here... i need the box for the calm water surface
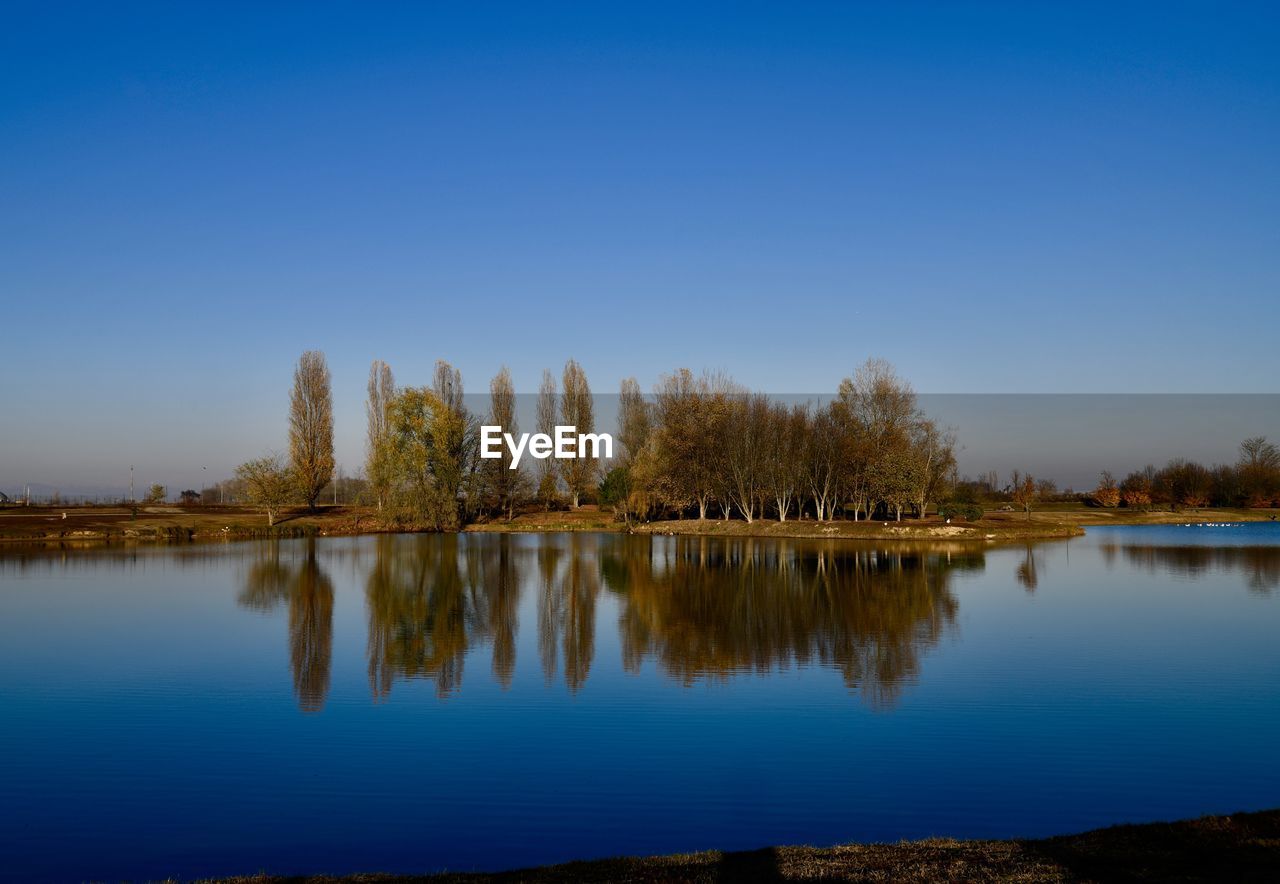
[2,525,1279,881]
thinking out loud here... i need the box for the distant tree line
[1089,437,1280,510]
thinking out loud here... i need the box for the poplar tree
[365,359,395,510]
[485,366,525,519]
[429,360,477,520]
[617,377,651,464]
[559,359,596,508]
[289,350,334,510]
[536,369,559,508]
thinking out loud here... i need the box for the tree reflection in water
[1102,543,1280,595]
[1016,543,1041,593]
[605,536,975,709]
[359,534,977,707]
[538,534,601,693]
[238,537,334,713]
[365,534,523,699]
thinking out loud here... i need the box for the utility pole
[130,466,134,504]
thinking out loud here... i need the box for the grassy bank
[0,504,369,545]
[210,808,1280,882]
[1,502,1275,547]
[468,502,1274,542]
[466,507,1087,542]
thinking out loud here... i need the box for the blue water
[1,525,1278,881]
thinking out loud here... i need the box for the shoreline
[1,503,1276,549]
[210,808,1280,882]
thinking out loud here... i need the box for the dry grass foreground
[205,808,1280,882]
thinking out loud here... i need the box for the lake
[2,525,1279,881]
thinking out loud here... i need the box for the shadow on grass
[716,846,781,882]
[1023,809,1280,882]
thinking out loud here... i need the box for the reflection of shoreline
[1100,543,1280,594]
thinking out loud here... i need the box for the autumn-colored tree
[1159,458,1213,509]
[1010,473,1037,520]
[289,350,335,510]
[652,369,727,519]
[1092,470,1121,508]
[1238,436,1280,506]
[805,404,842,522]
[764,402,808,522]
[722,392,770,522]
[1120,470,1153,510]
[834,358,949,521]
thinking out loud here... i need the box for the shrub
[598,467,630,508]
[939,500,984,522]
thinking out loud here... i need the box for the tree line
[234,350,1278,527]
[607,359,956,524]
[361,357,601,528]
[383,356,960,524]
[234,352,959,528]
[1088,437,1280,510]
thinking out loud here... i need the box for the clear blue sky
[2,2,1278,492]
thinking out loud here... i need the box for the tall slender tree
[289,350,334,510]
[429,360,477,520]
[559,359,596,508]
[485,366,525,519]
[365,359,395,510]
[536,369,559,508]
[617,377,651,464]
